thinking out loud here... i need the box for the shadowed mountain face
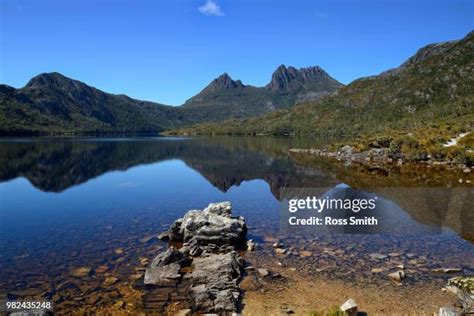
[0,65,342,136]
[0,137,472,238]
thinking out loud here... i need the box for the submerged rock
[433,268,463,274]
[369,253,387,260]
[103,276,119,287]
[299,250,312,257]
[69,267,92,278]
[247,239,256,251]
[275,248,287,254]
[272,242,283,248]
[388,270,406,283]
[257,268,270,278]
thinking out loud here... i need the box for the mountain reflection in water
[0,137,471,236]
[0,137,473,311]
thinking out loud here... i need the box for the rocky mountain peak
[24,72,97,96]
[25,72,72,88]
[207,73,245,91]
[266,64,335,92]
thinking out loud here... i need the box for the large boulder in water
[168,202,247,251]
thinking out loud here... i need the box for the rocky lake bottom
[0,137,472,314]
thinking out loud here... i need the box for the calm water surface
[0,137,472,311]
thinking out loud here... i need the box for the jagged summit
[1,65,343,134]
[266,64,341,92]
[183,65,342,109]
[205,73,245,91]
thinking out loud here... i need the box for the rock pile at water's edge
[143,202,247,314]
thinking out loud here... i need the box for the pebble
[388,270,406,283]
[432,268,462,274]
[280,304,294,314]
[113,300,125,309]
[139,235,157,243]
[369,253,387,260]
[340,298,358,315]
[103,276,119,286]
[247,239,256,251]
[69,267,92,278]
[176,309,192,316]
[95,265,109,273]
[158,232,170,240]
[272,242,283,248]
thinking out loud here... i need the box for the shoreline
[289,147,473,183]
[242,274,455,315]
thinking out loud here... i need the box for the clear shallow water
[0,137,472,311]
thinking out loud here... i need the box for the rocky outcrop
[165,201,247,251]
[181,65,342,113]
[289,145,472,170]
[382,40,458,77]
[143,202,247,314]
[204,73,245,91]
[266,65,343,96]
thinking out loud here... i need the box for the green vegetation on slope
[0,65,342,136]
[0,75,183,135]
[167,31,474,162]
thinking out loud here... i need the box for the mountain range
[171,30,474,139]
[0,65,342,135]
[1,31,472,138]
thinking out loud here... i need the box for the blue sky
[1,0,472,106]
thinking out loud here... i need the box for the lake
[0,136,472,313]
